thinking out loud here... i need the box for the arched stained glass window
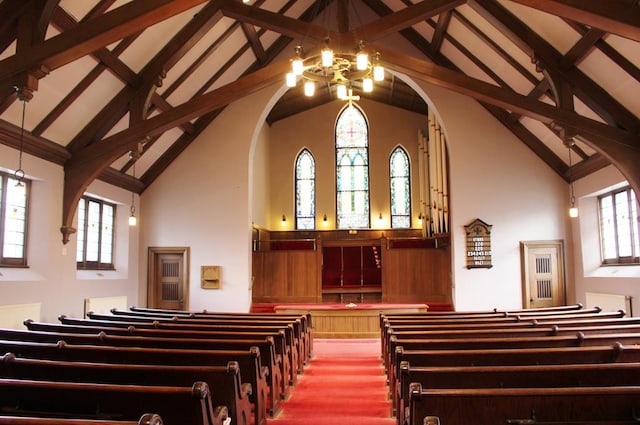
[336,104,370,229]
[390,146,411,228]
[295,149,315,229]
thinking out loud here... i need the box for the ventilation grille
[537,279,552,299]
[535,255,551,274]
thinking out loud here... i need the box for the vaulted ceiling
[0,0,639,242]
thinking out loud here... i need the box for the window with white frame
[599,187,639,265]
[76,196,115,270]
[0,171,29,267]
[295,149,315,230]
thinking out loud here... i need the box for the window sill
[76,269,126,280]
[587,265,640,278]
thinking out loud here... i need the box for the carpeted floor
[271,338,395,425]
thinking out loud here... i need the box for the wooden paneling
[382,244,451,303]
[251,228,452,305]
[252,250,320,304]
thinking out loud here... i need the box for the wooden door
[147,247,189,310]
[521,241,566,308]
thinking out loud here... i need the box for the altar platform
[274,303,428,338]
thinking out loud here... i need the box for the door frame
[520,240,566,308]
[147,246,190,309]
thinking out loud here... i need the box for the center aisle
[271,338,395,425]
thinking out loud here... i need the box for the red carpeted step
[271,339,395,425]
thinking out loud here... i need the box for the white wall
[140,84,282,313]
[0,144,140,323]
[572,165,640,315]
[410,81,571,311]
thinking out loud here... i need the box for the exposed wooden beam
[559,28,603,70]
[470,0,640,133]
[355,0,465,42]
[377,46,640,200]
[0,119,70,165]
[241,22,267,64]
[430,11,453,55]
[61,57,291,243]
[67,0,225,152]
[506,0,640,42]
[221,0,331,43]
[0,0,209,83]
[379,47,637,147]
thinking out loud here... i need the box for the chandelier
[285,39,384,100]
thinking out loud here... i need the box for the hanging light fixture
[567,141,578,218]
[128,156,137,226]
[13,87,28,187]
[286,41,384,100]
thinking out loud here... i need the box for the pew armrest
[241,383,252,397]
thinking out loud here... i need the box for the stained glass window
[295,149,315,229]
[0,171,29,266]
[336,104,370,229]
[390,146,411,228]
[77,196,115,270]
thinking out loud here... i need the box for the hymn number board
[464,219,493,269]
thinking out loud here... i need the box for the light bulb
[286,72,296,87]
[304,81,315,97]
[363,77,373,92]
[373,65,384,81]
[337,85,347,99]
[321,48,333,68]
[292,58,303,75]
[356,53,368,70]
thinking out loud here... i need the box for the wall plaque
[464,218,492,269]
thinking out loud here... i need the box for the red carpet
[271,339,395,425]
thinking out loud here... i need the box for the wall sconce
[378,212,383,220]
[323,214,327,222]
[281,214,287,226]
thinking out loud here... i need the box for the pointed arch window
[390,146,411,228]
[295,149,315,229]
[336,104,370,229]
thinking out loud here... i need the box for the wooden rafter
[0,0,209,85]
[506,0,640,42]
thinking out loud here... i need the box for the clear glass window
[77,196,116,270]
[0,172,29,266]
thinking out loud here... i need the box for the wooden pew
[397,362,640,425]
[386,332,640,379]
[0,353,250,425]
[12,325,287,407]
[0,414,163,425]
[381,315,640,361]
[383,323,640,374]
[86,312,306,375]
[389,343,640,415]
[26,319,295,392]
[408,383,640,425]
[0,340,269,425]
[59,315,301,384]
[0,378,227,425]
[123,307,313,362]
